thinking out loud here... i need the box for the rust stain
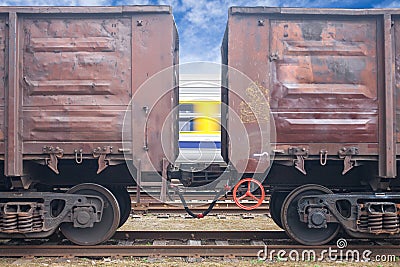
[239,82,270,123]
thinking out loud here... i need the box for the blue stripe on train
[179,141,221,149]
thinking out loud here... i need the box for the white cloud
[374,1,400,8]
[76,0,110,5]
[170,0,280,62]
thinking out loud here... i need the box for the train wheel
[281,184,339,245]
[60,183,120,245]
[109,186,131,228]
[269,191,288,229]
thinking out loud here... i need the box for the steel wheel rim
[281,184,340,245]
[60,183,120,245]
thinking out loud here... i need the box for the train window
[179,101,221,133]
[179,103,195,131]
[179,119,194,131]
[179,103,194,113]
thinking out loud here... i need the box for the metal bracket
[288,147,308,156]
[288,147,308,175]
[43,146,64,174]
[294,155,306,175]
[93,146,113,174]
[338,147,359,175]
[74,149,83,164]
[10,177,33,190]
[319,150,328,166]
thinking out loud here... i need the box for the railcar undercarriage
[269,183,400,246]
[0,183,128,245]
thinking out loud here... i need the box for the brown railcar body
[0,6,178,245]
[222,7,400,245]
[222,7,398,181]
[0,6,178,181]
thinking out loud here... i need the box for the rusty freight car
[222,7,400,245]
[0,6,178,245]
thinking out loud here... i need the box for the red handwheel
[233,178,265,210]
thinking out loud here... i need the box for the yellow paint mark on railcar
[239,82,270,123]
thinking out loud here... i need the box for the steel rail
[1,244,399,258]
[112,230,287,240]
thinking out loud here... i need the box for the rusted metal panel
[5,12,22,176]
[22,17,132,107]
[274,110,377,143]
[131,13,179,172]
[122,5,171,13]
[222,13,271,173]
[1,6,177,177]
[270,18,378,143]
[22,108,125,142]
[0,6,171,14]
[395,18,400,167]
[393,17,400,148]
[0,6,124,14]
[381,14,396,178]
[223,8,386,173]
[0,15,6,156]
[20,14,132,167]
[229,7,400,16]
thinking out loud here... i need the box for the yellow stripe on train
[179,100,221,134]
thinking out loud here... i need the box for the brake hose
[175,186,228,218]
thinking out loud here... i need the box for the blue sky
[1,0,399,62]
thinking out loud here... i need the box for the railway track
[2,230,400,261]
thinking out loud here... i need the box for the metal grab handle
[74,149,83,164]
[253,152,269,157]
[320,150,328,166]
